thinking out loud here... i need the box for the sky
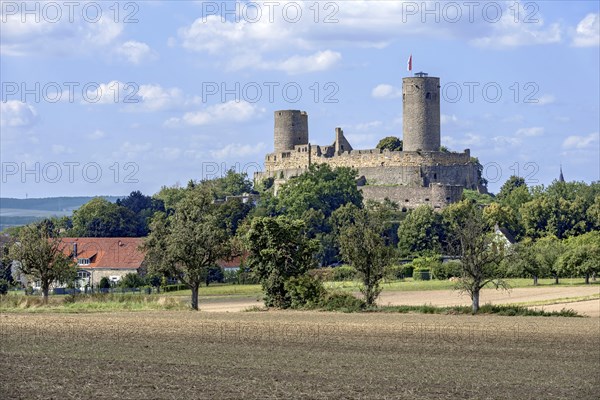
[1,0,599,198]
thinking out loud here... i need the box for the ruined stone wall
[360,184,463,210]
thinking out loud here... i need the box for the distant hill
[0,196,122,231]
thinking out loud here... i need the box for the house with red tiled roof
[59,237,146,287]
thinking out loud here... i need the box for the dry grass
[1,311,598,399]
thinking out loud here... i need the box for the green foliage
[332,265,357,281]
[71,197,138,237]
[558,231,600,283]
[0,279,9,295]
[143,187,232,310]
[99,277,111,289]
[284,274,326,309]
[116,191,165,236]
[397,205,445,257]
[118,273,146,289]
[338,207,394,306]
[376,136,403,151]
[412,267,431,281]
[9,220,78,302]
[308,267,335,282]
[469,157,488,187]
[245,216,319,308]
[497,176,526,201]
[431,260,462,280]
[444,200,508,312]
[384,264,413,280]
[318,291,366,312]
[462,189,494,206]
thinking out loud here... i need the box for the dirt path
[377,286,600,316]
[196,286,600,316]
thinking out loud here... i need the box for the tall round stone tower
[402,73,441,152]
[274,110,309,153]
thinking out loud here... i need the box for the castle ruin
[255,73,483,210]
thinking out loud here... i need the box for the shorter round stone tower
[274,110,309,153]
[402,73,441,152]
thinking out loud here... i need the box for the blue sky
[1,0,599,198]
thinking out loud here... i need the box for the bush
[385,264,413,281]
[99,277,111,289]
[332,265,357,281]
[285,274,326,309]
[318,291,366,312]
[308,267,335,282]
[118,273,146,289]
[412,267,431,281]
[431,260,463,280]
[0,279,9,295]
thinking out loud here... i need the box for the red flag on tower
[407,54,412,72]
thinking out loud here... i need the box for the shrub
[308,267,335,282]
[332,265,357,281]
[412,267,431,281]
[99,277,111,289]
[319,291,366,312]
[0,279,9,295]
[431,260,463,280]
[385,264,412,281]
[118,273,146,289]
[285,274,326,309]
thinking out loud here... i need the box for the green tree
[117,190,165,236]
[509,240,548,285]
[376,136,403,151]
[558,232,600,284]
[143,188,231,310]
[338,207,394,307]
[118,273,146,289]
[245,216,319,308]
[9,221,78,303]
[397,205,445,257]
[445,201,508,313]
[71,198,138,237]
[497,176,526,202]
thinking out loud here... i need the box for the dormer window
[78,258,90,266]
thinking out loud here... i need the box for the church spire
[559,165,565,182]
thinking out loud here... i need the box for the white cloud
[353,121,383,131]
[443,133,482,148]
[572,13,600,47]
[562,132,599,150]
[372,84,401,99]
[0,101,38,128]
[134,84,186,112]
[51,145,73,155]
[469,2,562,48]
[112,142,152,159]
[270,50,341,74]
[116,41,157,64]
[533,95,556,106]
[87,130,106,140]
[516,127,544,137]
[1,9,123,56]
[211,142,267,159]
[166,101,264,127]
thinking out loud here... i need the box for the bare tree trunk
[585,273,590,285]
[554,274,559,285]
[472,288,480,313]
[533,275,538,286]
[41,281,49,305]
[190,284,199,310]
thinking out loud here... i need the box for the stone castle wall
[360,184,463,210]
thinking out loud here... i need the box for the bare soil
[1,311,598,399]
[196,286,600,316]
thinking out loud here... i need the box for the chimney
[73,243,77,258]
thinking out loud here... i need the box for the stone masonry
[254,73,482,210]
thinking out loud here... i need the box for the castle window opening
[434,173,437,179]
[425,198,430,202]
[446,197,451,201]
[405,199,409,202]
[426,92,431,99]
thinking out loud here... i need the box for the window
[426,92,431,99]
[77,270,90,279]
[77,258,90,266]
[433,173,437,179]
[425,198,430,202]
[446,197,451,201]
